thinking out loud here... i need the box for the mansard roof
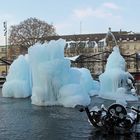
[41,31,140,42]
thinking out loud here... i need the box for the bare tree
[9,17,57,49]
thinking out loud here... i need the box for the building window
[134,37,136,41]
[126,45,129,49]
[127,64,130,69]
[70,42,76,48]
[127,38,129,41]
[1,48,6,52]
[88,41,96,48]
[98,42,104,47]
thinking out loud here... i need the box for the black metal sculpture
[78,103,140,134]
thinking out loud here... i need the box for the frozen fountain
[2,39,99,107]
[99,28,138,102]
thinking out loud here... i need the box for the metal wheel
[107,103,127,120]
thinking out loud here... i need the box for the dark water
[0,89,140,140]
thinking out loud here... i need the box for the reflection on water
[0,90,140,140]
[89,129,140,140]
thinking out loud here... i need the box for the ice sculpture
[2,39,99,107]
[99,46,138,101]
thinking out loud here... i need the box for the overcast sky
[0,0,140,45]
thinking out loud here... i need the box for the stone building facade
[0,46,7,76]
[62,32,140,78]
[7,31,140,79]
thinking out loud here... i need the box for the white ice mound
[99,46,138,101]
[58,84,90,108]
[2,55,31,98]
[2,39,99,107]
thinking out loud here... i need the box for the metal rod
[3,21,8,75]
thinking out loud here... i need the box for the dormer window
[134,37,136,41]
